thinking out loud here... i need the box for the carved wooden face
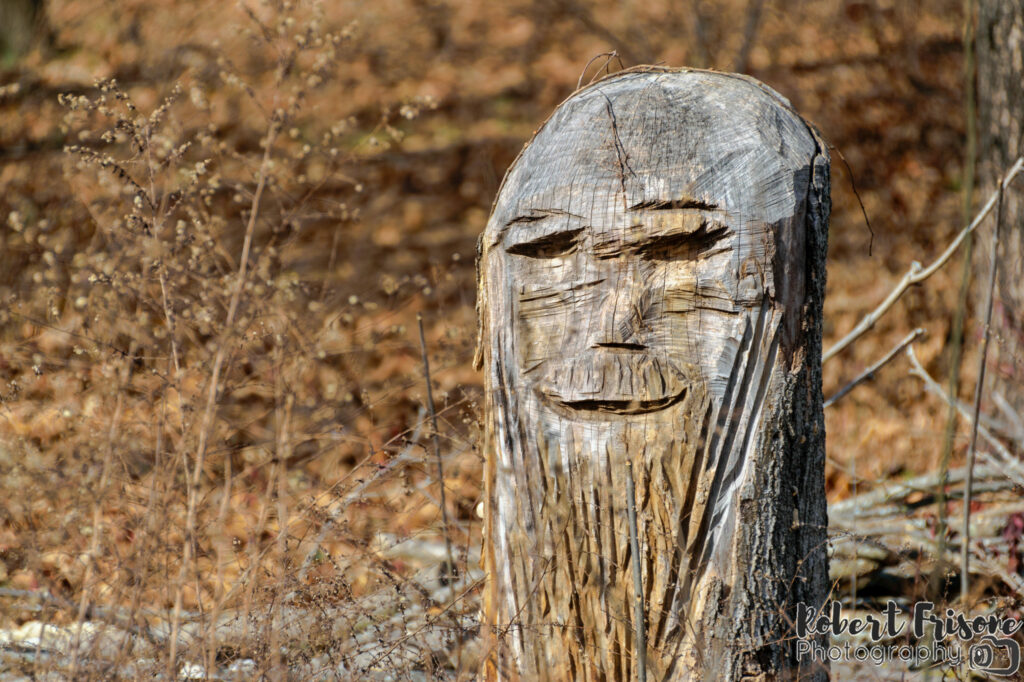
[482,71,815,419]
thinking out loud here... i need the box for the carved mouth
[531,350,691,416]
[558,389,687,415]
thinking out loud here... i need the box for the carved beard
[481,276,784,680]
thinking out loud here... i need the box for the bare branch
[905,344,1024,489]
[962,182,1004,604]
[416,312,461,668]
[824,156,1024,363]
[824,328,925,408]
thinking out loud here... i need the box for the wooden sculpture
[476,67,831,681]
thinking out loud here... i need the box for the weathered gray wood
[476,67,830,681]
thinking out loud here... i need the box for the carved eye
[636,223,730,261]
[630,198,718,211]
[506,228,584,259]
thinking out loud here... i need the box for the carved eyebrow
[504,208,584,227]
[629,198,719,212]
[506,214,547,226]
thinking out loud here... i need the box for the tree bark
[476,67,830,681]
[976,0,1024,445]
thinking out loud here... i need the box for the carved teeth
[537,351,690,413]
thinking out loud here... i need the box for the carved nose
[594,287,647,349]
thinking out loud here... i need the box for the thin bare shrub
[1,2,476,678]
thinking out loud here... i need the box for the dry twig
[824,156,1024,362]
[962,183,1004,603]
[824,328,925,408]
[905,344,1024,489]
[417,312,461,667]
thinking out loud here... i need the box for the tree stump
[476,67,831,681]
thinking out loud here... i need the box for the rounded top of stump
[485,67,822,243]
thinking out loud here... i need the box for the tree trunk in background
[976,0,1024,447]
[0,0,45,64]
[477,67,830,681]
